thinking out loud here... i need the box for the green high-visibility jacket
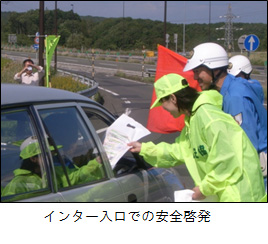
[2,169,44,197]
[141,90,265,202]
[55,158,104,188]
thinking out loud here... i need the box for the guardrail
[57,69,98,99]
[146,68,156,77]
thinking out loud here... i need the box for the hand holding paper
[127,141,142,153]
[103,114,151,168]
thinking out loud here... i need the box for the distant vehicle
[1,84,184,202]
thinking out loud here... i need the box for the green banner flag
[45,35,60,87]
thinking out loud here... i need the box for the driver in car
[2,136,104,196]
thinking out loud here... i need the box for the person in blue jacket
[183,43,267,190]
[228,55,264,104]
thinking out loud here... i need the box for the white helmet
[227,55,252,76]
[183,42,229,71]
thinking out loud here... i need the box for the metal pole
[122,1,125,49]
[54,1,57,72]
[92,49,95,80]
[164,1,167,46]
[208,1,211,41]
[142,46,145,81]
[39,1,45,86]
[183,1,185,54]
[71,4,74,48]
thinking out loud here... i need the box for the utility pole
[122,1,125,49]
[71,4,74,48]
[39,1,45,86]
[164,1,167,46]
[183,1,186,54]
[54,1,58,72]
[216,3,242,54]
[208,1,211,41]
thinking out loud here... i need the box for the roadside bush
[1,57,12,69]
[1,57,22,84]
[50,75,89,92]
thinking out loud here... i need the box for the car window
[39,107,107,190]
[86,110,111,144]
[1,109,49,201]
[82,108,142,176]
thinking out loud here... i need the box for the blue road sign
[33,44,39,50]
[244,34,260,52]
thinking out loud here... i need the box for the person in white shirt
[14,58,45,86]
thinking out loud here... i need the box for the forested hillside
[1,10,267,52]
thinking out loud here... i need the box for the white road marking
[124,108,132,115]
[120,78,146,84]
[98,86,119,96]
[65,58,79,62]
[99,63,117,67]
[122,97,131,103]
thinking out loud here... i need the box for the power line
[216,3,242,53]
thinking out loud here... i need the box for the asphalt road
[1,49,156,74]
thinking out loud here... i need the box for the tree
[1,10,267,52]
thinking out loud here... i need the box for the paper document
[103,114,151,168]
[174,189,218,202]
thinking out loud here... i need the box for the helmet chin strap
[209,68,225,90]
[245,73,251,80]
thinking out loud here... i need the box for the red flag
[147,45,201,133]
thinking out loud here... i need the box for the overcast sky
[1,1,267,24]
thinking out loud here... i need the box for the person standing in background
[14,58,45,86]
[228,55,264,104]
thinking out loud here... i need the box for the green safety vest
[141,90,266,202]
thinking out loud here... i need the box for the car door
[1,107,64,202]
[34,102,127,202]
[79,103,176,202]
